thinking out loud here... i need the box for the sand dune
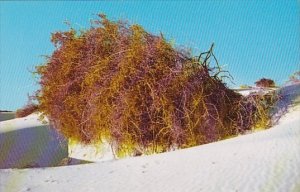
[1,84,299,192]
[1,105,299,192]
[0,114,68,169]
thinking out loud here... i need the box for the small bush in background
[15,104,39,118]
[239,85,251,89]
[288,71,300,84]
[255,78,276,88]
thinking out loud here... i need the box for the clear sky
[0,1,299,111]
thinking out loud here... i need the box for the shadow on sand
[272,83,300,124]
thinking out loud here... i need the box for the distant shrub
[16,104,38,118]
[255,78,275,88]
[35,14,275,157]
[288,71,300,84]
[240,85,251,89]
[0,110,13,112]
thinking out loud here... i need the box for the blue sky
[1,1,299,111]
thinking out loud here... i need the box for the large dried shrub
[35,14,274,156]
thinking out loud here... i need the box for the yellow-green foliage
[250,93,278,130]
[36,14,276,157]
[240,85,251,89]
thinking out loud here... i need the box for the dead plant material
[35,14,275,157]
[16,104,39,118]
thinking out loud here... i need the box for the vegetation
[255,78,276,88]
[15,103,39,118]
[288,71,300,83]
[239,85,251,89]
[35,14,276,157]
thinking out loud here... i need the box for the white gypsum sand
[0,114,68,169]
[0,104,299,192]
[0,112,15,122]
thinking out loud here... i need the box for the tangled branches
[36,14,275,157]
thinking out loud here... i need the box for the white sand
[234,87,277,96]
[1,84,299,192]
[1,105,299,192]
[69,141,115,162]
[0,114,68,169]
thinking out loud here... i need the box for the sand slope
[1,104,299,192]
[0,114,68,169]
[0,112,15,122]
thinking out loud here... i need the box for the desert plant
[15,103,39,118]
[239,85,251,89]
[255,78,276,88]
[35,14,275,157]
[288,71,300,84]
